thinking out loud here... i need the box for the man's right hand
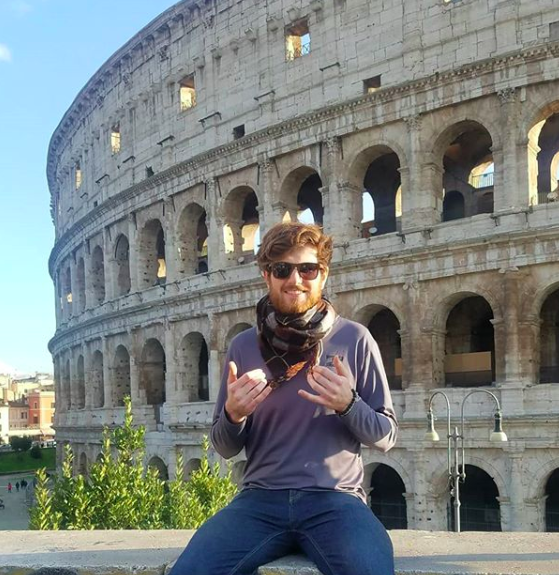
[224,362,271,423]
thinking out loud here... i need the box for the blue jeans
[169,488,395,575]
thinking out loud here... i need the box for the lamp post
[425,389,508,533]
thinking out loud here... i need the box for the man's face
[263,245,329,315]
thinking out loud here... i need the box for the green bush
[29,444,42,459]
[29,396,237,530]
[9,435,32,453]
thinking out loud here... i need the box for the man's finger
[227,361,238,385]
[333,356,349,378]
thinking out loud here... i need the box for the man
[171,222,398,575]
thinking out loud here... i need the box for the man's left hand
[298,356,354,413]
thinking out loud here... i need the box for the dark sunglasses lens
[298,264,320,279]
[271,263,292,279]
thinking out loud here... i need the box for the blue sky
[0,0,175,375]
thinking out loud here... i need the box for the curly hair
[256,222,333,271]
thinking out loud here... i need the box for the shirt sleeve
[210,344,248,459]
[339,331,398,452]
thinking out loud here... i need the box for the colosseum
[48,0,559,532]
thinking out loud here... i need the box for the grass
[0,448,56,475]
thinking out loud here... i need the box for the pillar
[127,213,140,293]
[507,451,526,531]
[102,337,111,409]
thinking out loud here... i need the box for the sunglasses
[267,262,322,280]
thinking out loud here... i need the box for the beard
[268,286,323,315]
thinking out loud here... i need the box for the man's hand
[224,362,271,423]
[298,356,354,413]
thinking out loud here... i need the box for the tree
[30,396,237,530]
[9,435,32,453]
[30,444,43,459]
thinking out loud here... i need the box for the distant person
[15,481,19,492]
[7,482,12,493]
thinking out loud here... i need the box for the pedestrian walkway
[0,473,34,530]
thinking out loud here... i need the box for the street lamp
[425,389,508,533]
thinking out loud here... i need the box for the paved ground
[0,472,34,530]
[1,531,559,575]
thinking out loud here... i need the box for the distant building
[27,389,55,439]
[0,402,9,445]
[8,400,30,434]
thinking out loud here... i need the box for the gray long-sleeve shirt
[211,316,398,502]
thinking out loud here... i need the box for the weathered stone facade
[48,0,559,531]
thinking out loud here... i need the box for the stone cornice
[48,42,559,276]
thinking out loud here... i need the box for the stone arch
[75,257,86,313]
[176,202,208,276]
[355,304,402,391]
[221,186,260,264]
[138,219,166,288]
[185,458,201,477]
[545,468,559,532]
[90,349,105,408]
[178,332,210,402]
[148,456,169,480]
[78,452,88,477]
[114,234,131,296]
[527,458,559,502]
[369,463,408,529]
[363,457,413,500]
[62,265,72,318]
[442,190,465,221]
[76,354,85,409]
[139,338,166,414]
[429,289,500,388]
[278,166,324,224]
[450,463,503,532]
[90,245,106,305]
[433,120,495,220]
[346,144,403,238]
[113,345,131,406]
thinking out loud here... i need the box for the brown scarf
[256,295,337,389]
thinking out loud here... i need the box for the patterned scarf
[256,295,337,389]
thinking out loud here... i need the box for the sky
[0,0,176,375]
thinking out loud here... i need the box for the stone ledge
[1,531,559,575]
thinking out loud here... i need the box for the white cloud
[0,44,12,62]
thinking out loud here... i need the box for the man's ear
[320,266,329,289]
[262,269,271,288]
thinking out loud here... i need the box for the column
[409,449,429,529]
[507,451,526,531]
[127,213,140,293]
[102,337,111,409]
[83,245,94,311]
[208,314,222,402]
[103,227,115,301]
[494,88,528,210]
[258,158,281,235]
[163,197,178,283]
[83,344,92,410]
[164,320,178,405]
[205,178,225,271]
[401,115,440,232]
[128,328,142,405]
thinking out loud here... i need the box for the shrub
[9,436,32,453]
[30,396,237,530]
[30,445,43,459]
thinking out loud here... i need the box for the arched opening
[113,345,131,407]
[114,235,131,296]
[545,468,559,531]
[540,287,559,383]
[178,333,210,402]
[361,151,401,237]
[62,266,72,318]
[91,350,104,408]
[139,339,166,421]
[297,173,324,224]
[449,465,501,531]
[222,187,260,264]
[225,323,253,349]
[90,245,106,305]
[177,203,208,276]
[148,456,169,481]
[62,359,71,410]
[79,452,88,477]
[185,458,201,477]
[76,355,85,409]
[442,122,494,219]
[445,296,495,387]
[76,258,86,313]
[139,219,166,289]
[442,190,466,222]
[528,111,559,204]
[367,309,402,390]
[369,464,407,529]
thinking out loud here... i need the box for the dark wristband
[337,389,360,417]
